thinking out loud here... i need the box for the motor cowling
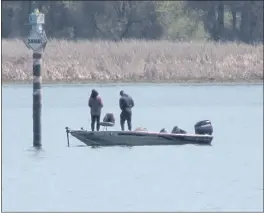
[194,120,213,135]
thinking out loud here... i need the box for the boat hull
[69,130,213,147]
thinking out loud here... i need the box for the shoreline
[2,79,263,85]
[2,39,263,84]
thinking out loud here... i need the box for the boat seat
[99,122,115,131]
[160,128,168,133]
[99,113,115,131]
[99,122,115,127]
[171,126,187,134]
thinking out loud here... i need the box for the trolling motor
[65,126,101,148]
[65,127,70,147]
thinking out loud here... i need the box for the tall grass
[2,39,263,83]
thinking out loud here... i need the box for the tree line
[2,1,263,43]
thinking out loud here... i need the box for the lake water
[2,83,263,211]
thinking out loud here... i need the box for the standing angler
[88,89,103,131]
[119,90,135,131]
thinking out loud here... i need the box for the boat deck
[66,128,213,147]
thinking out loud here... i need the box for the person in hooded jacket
[88,89,103,131]
[119,90,135,131]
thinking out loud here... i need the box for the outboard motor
[194,120,213,135]
[171,126,187,134]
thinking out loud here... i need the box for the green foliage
[1,0,263,43]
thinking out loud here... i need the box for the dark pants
[91,115,100,131]
[120,110,132,131]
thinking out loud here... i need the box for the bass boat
[65,113,214,147]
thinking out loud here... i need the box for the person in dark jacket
[88,89,103,131]
[119,90,134,131]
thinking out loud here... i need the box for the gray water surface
[2,83,263,211]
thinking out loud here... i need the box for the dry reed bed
[2,39,263,83]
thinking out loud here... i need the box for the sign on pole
[24,9,47,52]
[25,30,47,51]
